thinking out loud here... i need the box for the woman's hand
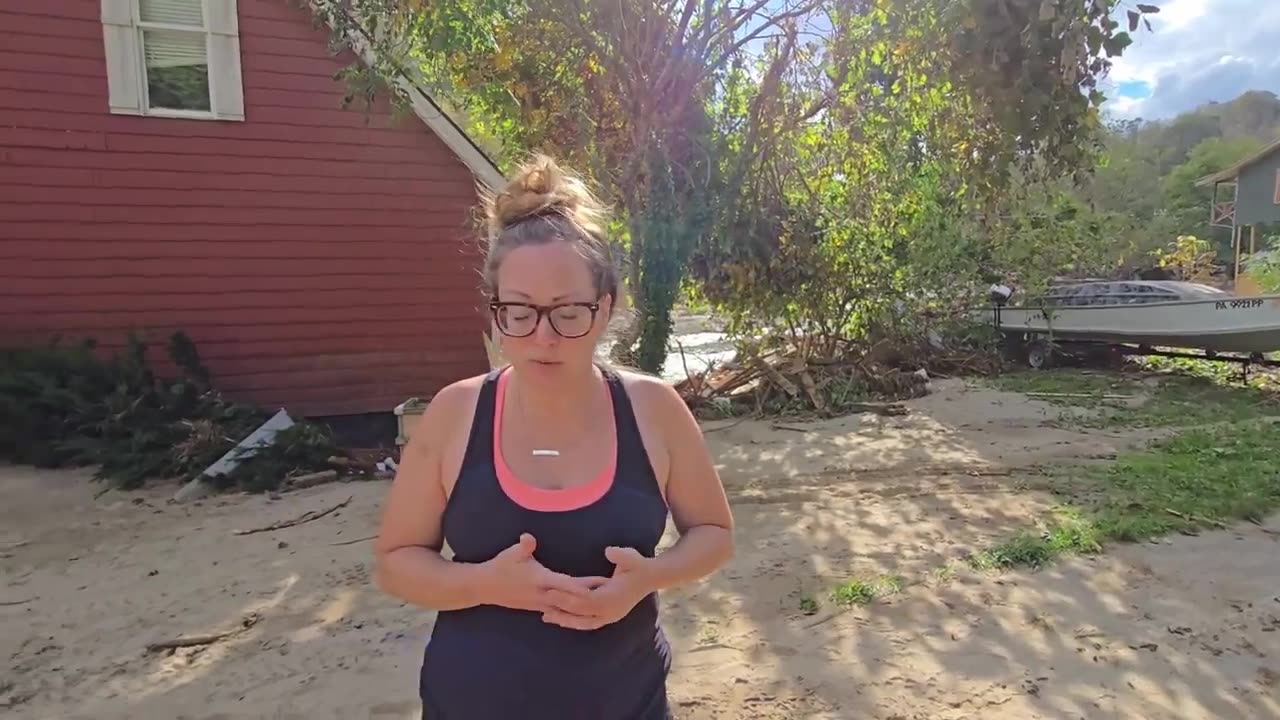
[476,533,604,613]
[540,546,655,631]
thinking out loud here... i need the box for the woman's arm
[372,380,489,611]
[642,379,735,590]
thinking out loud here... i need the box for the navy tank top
[420,366,673,720]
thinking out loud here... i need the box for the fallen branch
[287,469,339,490]
[674,339,694,388]
[0,597,37,607]
[702,417,748,434]
[0,539,29,550]
[799,369,825,412]
[233,496,353,536]
[146,613,260,652]
[329,534,377,546]
[847,401,908,416]
[754,356,798,397]
[1026,392,1134,400]
[1164,508,1228,529]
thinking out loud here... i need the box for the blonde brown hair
[480,154,621,309]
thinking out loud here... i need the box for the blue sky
[1102,0,1280,119]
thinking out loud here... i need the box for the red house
[0,0,503,417]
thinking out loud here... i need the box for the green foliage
[992,368,1278,429]
[1085,92,1280,263]
[0,334,343,492]
[1160,136,1265,253]
[975,419,1280,571]
[317,0,814,373]
[971,509,1103,571]
[212,423,344,494]
[1150,234,1218,281]
[1244,235,1280,292]
[829,574,903,607]
[942,0,1157,183]
[690,0,1148,348]
[317,0,1155,372]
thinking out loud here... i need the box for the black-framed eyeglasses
[489,300,601,339]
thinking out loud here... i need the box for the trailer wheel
[999,333,1026,362]
[1026,340,1054,370]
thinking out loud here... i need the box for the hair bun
[488,154,586,234]
[479,153,620,307]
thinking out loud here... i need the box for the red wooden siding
[0,0,492,416]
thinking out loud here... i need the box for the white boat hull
[984,295,1280,354]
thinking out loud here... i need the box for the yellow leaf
[494,46,514,72]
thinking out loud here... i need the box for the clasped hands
[478,532,654,631]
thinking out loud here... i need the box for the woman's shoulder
[415,372,492,430]
[609,366,692,423]
[611,365,671,394]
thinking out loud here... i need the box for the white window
[101,0,244,121]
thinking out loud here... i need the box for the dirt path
[3,379,1278,719]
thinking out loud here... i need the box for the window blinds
[139,0,205,27]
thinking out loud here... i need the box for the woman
[373,154,735,719]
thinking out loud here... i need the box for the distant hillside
[1113,91,1280,174]
[1083,90,1280,266]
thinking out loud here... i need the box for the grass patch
[971,508,1103,570]
[830,574,905,607]
[990,367,1278,430]
[798,594,819,615]
[1134,354,1279,390]
[992,369,1129,399]
[975,419,1280,571]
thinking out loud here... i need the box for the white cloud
[1101,0,1280,119]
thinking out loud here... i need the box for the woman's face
[492,240,612,381]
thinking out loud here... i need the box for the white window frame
[101,0,245,122]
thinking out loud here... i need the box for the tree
[689,0,1159,348]
[314,0,1158,366]
[1161,136,1264,256]
[315,0,824,373]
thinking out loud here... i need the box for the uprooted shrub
[0,332,344,492]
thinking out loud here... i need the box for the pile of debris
[675,334,1003,419]
[0,332,366,496]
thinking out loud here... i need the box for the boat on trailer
[983,280,1280,369]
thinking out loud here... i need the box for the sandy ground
[3,378,1280,719]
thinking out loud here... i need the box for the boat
[984,279,1280,356]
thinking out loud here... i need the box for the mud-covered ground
[3,378,1279,719]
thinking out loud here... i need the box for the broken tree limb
[847,401,908,416]
[146,613,260,652]
[287,470,338,490]
[750,354,797,397]
[1026,391,1134,400]
[233,496,353,536]
[701,415,747,430]
[1164,508,1228,529]
[799,369,825,412]
[0,597,37,607]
